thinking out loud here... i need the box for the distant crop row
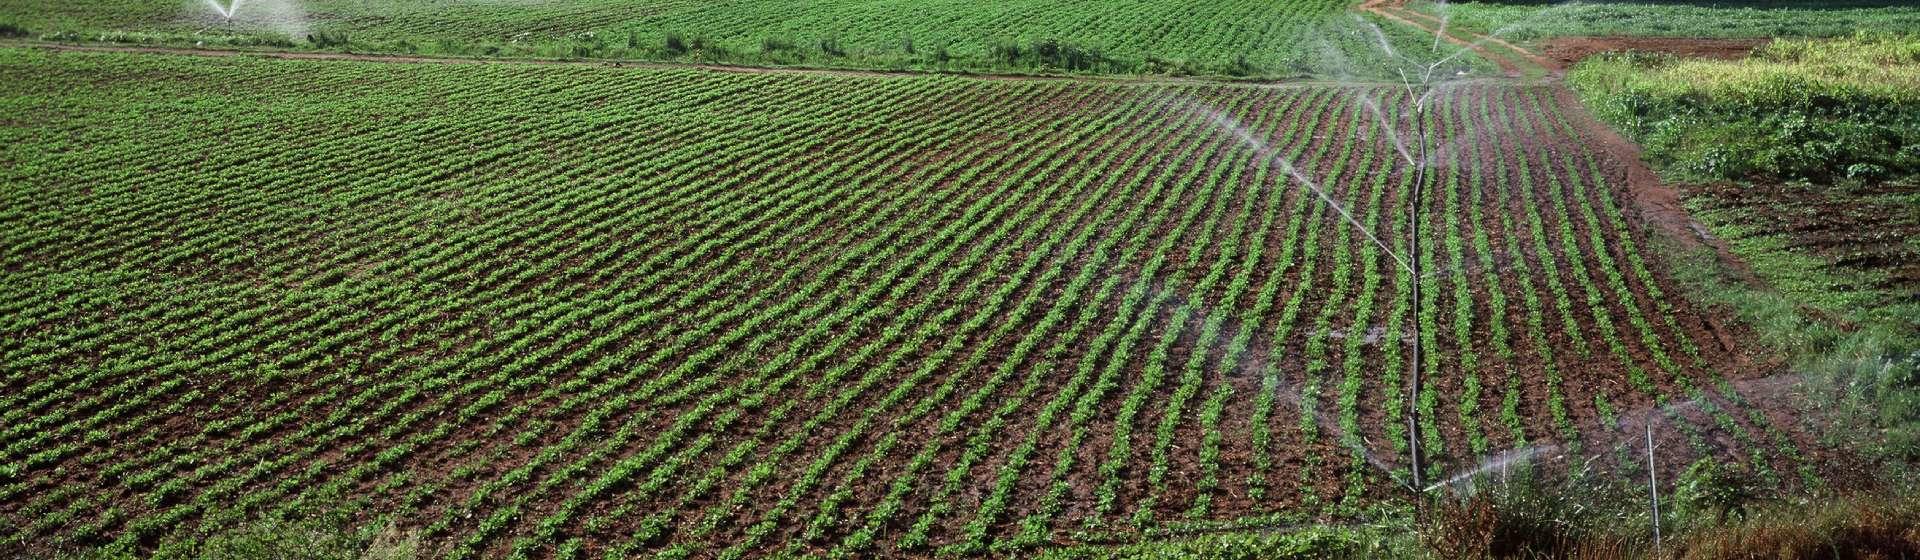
[0,48,1807,557]
[0,0,1489,78]
[1429,1,1920,42]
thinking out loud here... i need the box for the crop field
[0,0,1467,77]
[1,0,1350,46]
[1428,1,1920,43]
[0,47,1824,557]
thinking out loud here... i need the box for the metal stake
[1647,423,1662,555]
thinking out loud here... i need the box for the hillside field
[0,0,1477,77]
[0,47,1825,557]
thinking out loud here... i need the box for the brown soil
[1546,87,1763,286]
[2,24,1837,558]
[1357,0,1768,286]
[1689,182,1920,294]
[1539,37,1771,71]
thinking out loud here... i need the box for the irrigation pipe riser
[1407,91,1429,497]
[1648,423,1662,554]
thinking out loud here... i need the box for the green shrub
[818,35,844,56]
[990,38,1117,72]
[759,36,795,52]
[1570,33,1920,184]
[1423,474,1652,559]
[305,31,349,48]
[1674,459,1762,525]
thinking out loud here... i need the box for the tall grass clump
[0,20,29,38]
[54,507,420,560]
[1672,493,1920,560]
[1423,474,1654,560]
[1570,33,1920,184]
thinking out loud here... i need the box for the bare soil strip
[1539,37,1770,71]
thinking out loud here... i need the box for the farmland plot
[0,0,1466,77]
[0,48,1810,556]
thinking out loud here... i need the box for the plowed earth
[0,46,1834,559]
[1539,37,1771,71]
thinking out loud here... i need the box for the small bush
[1569,34,1920,184]
[760,36,795,52]
[663,32,687,55]
[0,20,29,38]
[991,39,1114,72]
[1228,54,1257,77]
[1422,473,1668,560]
[818,35,845,57]
[305,31,349,48]
[1673,459,1761,525]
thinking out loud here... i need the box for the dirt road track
[1358,0,1553,76]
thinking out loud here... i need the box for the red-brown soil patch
[1539,37,1771,71]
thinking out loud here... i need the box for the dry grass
[1673,495,1920,560]
[1422,473,1919,560]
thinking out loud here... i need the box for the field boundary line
[4,39,1535,89]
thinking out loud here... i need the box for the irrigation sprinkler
[193,0,310,41]
[1206,0,1576,500]
[205,0,237,20]
[1333,0,1592,510]
[1404,75,1432,494]
[1383,28,1452,499]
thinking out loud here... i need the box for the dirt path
[1539,36,1770,71]
[1357,0,1552,77]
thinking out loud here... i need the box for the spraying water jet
[191,0,310,41]
[203,0,237,20]
[1422,443,1559,494]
